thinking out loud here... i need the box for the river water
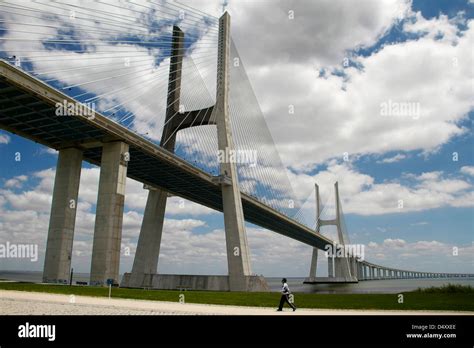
[1,271,473,294]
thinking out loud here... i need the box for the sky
[0,0,473,277]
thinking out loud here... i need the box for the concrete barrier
[121,273,269,292]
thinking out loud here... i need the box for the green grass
[0,282,473,311]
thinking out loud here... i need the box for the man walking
[277,278,296,311]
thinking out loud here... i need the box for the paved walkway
[0,290,472,315]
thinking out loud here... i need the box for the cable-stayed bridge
[0,1,470,291]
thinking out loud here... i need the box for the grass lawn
[1,282,473,311]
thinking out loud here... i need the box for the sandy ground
[0,290,472,315]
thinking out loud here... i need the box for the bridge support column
[351,257,357,278]
[328,255,334,277]
[128,187,167,286]
[334,254,351,278]
[43,147,83,283]
[308,184,321,279]
[309,248,318,278]
[215,13,252,291]
[90,141,129,286]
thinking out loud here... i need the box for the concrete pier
[90,141,129,286]
[328,256,334,277]
[128,188,167,286]
[43,147,83,283]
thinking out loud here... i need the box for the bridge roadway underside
[0,61,334,251]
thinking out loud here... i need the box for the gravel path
[0,297,182,315]
[1,290,472,315]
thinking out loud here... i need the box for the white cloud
[227,0,410,66]
[4,175,27,189]
[366,238,473,272]
[382,238,406,248]
[403,11,466,42]
[229,7,473,172]
[460,166,474,177]
[309,162,474,215]
[377,153,407,164]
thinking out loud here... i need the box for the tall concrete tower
[214,12,253,290]
[122,13,265,292]
[308,183,321,278]
[128,26,184,287]
[307,182,353,280]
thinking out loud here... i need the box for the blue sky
[0,0,473,276]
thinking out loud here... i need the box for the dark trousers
[278,294,296,310]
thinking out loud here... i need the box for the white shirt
[281,282,290,294]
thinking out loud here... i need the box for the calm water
[270,277,474,294]
[1,271,473,294]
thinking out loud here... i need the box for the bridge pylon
[125,25,185,289]
[305,182,358,284]
[121,13,267,292]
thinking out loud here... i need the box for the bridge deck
[0,60,334,250]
